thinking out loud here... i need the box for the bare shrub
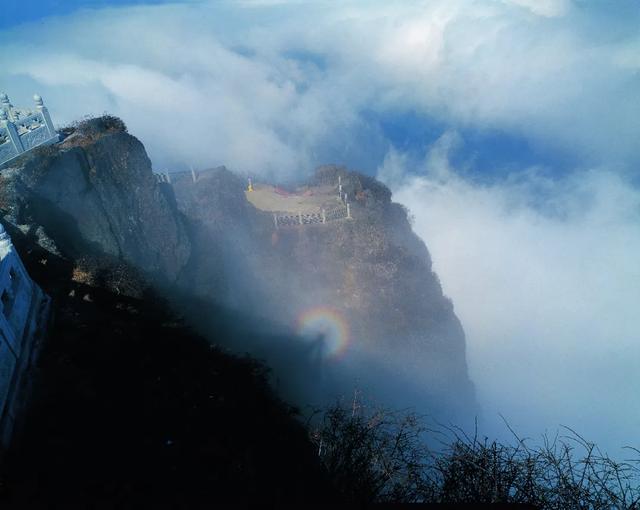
[309,400,430,503]
[60,114,127,145]
[310,400,640,508]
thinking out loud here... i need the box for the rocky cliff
[0,119,333,506]
[0,117,190,284]
[0,224,333,506]
[0,114,475,437]
[171,165,475,419]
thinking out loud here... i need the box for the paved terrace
[245,184,342,214]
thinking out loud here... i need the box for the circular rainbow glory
[296,306,350,359]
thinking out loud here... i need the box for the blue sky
[3,0,592,178]
[1,0,639,456]
[2,0,176,30]
[2,0,638,180]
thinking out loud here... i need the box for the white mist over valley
[2,0,639,461]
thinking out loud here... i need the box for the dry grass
[246,184,341,214]
[72,265,95,286]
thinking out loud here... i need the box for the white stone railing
[273,175,353,227]
[0,223,50,447]
[154,167,200,185]
[273,202,351,228]
[0,93,59,166]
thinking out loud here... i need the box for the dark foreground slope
[0,115,475,504]
[0,120,334,507]
[0,217,333,508]
[0,117,475,419]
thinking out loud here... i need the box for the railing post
[298,212,303,225]
[1,93,14,121]
[0,93,9,110]
[0,110,24,154]
[33,95,56,138]
[347,202,351,219]
[273,214,278,229]
[190,166,197,183]
[322,209,326,224]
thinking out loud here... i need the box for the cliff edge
[171,165,475,419]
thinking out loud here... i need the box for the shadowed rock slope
[0,116,475,418]
[0,229,332,507]
[0,115,475,504]
[0,117,190,283]
[172,165,476,420]
[0,119,333,507]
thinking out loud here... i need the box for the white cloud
[380,134,640,455]
[0,0,638,175]
[502,0,571,17]
[1,0,639,455]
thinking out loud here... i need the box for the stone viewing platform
[245,184,339,214]
[246,182,352,227]
[0,93,59,167]
[0,224,50,447]
[155,167,354,228]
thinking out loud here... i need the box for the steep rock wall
[172,166,476,419]
[0,119,475,421]
[0,121,190,283]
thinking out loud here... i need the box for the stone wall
[0,224,50,447]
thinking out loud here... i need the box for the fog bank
[380,134,640,456]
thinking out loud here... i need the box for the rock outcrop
[0,119,334,506]
[172,165,476,420]
[0,117,190,284]
[0,115,475,425]
[0,225,333,507]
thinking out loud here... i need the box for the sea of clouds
[1,0,639,456]
[380,132,640,455]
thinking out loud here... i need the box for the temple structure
[0,224,50,447]
[0,93,59,166]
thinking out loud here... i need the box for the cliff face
[172,165,475,419]
[0,116,474,423]
[0,120,333,506]
[0,226,332,507]
[0,118,190,283]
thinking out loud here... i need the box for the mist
[2,0,639,175]
[2,0,639,458]
[163,167,475,427]
[380,133,640,456]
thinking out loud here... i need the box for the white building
[0,223,50,447]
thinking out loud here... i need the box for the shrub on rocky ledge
[61,114,127,142]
